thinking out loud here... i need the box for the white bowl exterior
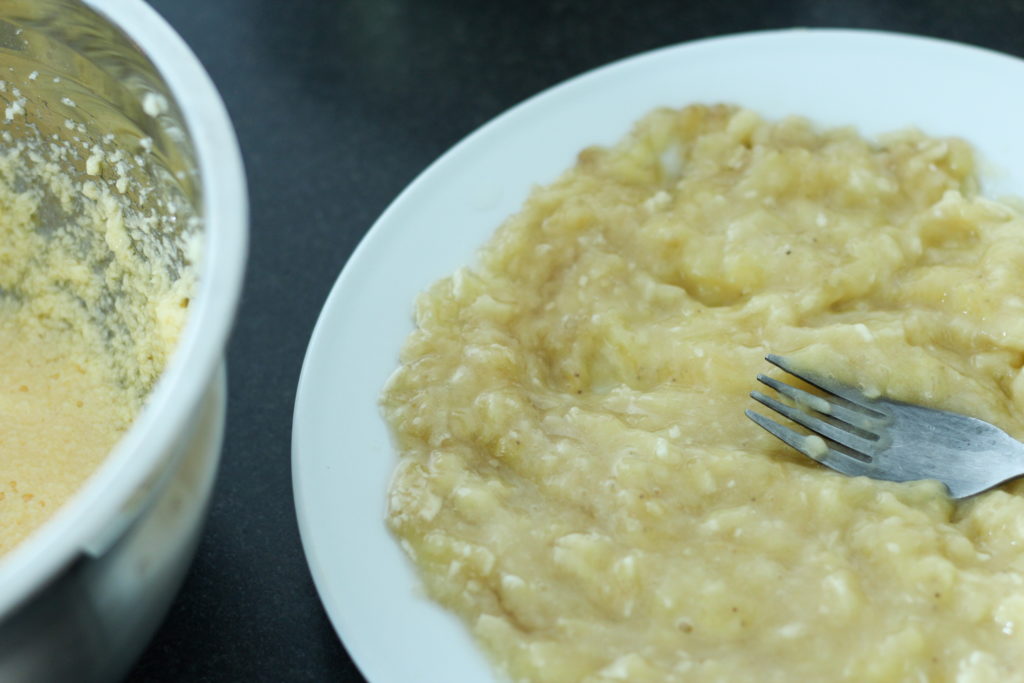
[293,29,1024,682]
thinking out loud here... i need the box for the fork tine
[745,408,813,453]
[745,409,877,478]
[749,391,878,457]
[756,374,882,435]
[765,354,885,417]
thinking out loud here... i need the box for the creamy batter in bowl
[0,102,193,558]
[383,104,1024,682]
[0,2,245,681]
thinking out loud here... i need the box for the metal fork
[745,354,1024,499]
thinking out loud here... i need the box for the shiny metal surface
[748,354,1024,499]
[0,1,246,680]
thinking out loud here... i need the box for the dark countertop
[126,1,1024,681]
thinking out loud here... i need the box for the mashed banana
[383,105,1024,682]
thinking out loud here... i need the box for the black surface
[126,1,1024,681]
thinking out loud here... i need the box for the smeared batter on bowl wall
[383,105,1024,682]
[0,104,194,557]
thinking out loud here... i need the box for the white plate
[292,29,1024,682]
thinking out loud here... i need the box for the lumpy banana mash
[383,105,1024,682]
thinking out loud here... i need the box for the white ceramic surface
[292,29,1024,682]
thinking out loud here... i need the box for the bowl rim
[0,0,248,618]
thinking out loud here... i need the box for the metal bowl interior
[0,0,246,620]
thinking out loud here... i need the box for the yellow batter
[0,313,132,556]
[0,119,191,557]
[383,105,1024,682]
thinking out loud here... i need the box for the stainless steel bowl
[0,1,246,680]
